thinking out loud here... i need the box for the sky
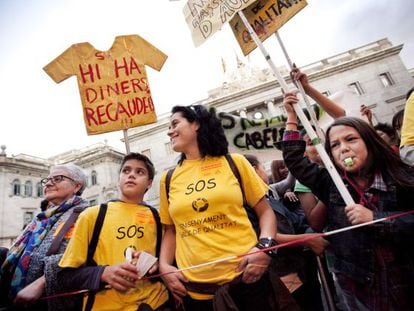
[1,0,413,158]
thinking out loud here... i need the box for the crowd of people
[0,68,413,311]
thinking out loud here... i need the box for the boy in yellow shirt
[58,153,168,311]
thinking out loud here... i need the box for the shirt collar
[368,173,387,192]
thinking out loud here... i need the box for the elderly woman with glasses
[0,163,88,310]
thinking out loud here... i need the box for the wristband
[256,237,277,257]
[286,121,298,126]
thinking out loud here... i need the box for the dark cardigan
[281,139,414,285]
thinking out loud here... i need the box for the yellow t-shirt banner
[44,35,167,135]
[230,0,308,55]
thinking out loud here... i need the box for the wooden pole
[316,256,337,311]
[274,31,325,140]
[123,129,130,154]
[237,10,355,205]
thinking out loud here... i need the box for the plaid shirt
[362,173,387,211]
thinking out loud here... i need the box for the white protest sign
[183,0,257,47]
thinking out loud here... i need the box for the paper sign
[230,0,307,55]
[125,248,157,278]
[183,0,258,47]
[136,251,158,278]
[44,35,167,135]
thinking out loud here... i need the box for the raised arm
[291,66,345,119]
[280,92,332,207]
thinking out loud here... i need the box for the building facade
[1,38,413,246]
[127,38,414,206]
[0,143,125,247]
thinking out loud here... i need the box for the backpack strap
[46,205,85,256]
[225,154,260,236]
[225,154,247,205]
[84,203,108,311]
[86,203,108,266]
[165,167,176,202]
[141,204,162,258]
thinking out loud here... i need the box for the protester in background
[244,154,327,311]
[270,159,289,183]
[290,128,327,232]
[359,105,401,155]
[291,129,344,310]
[360,104,374,126]
[373,123,400,154]
[289,66,348,231]
[392,109,405,139]
[159,105,278,311]
[0,164,88,310]
[281,91,414,310]
[58,153,169,311]
[270,160,298,206]
[400,87,414,165]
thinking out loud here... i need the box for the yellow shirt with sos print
[59,201,168,311]
[159,154,267,299]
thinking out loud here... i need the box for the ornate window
[348,81,364,95]
[24,181,33,197]
[36,182,43,197]
[91,170,98,186]
[379,72,394,87]
[12,179,21,196]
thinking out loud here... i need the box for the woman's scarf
[1,195,84,298]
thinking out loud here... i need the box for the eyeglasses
[40,175,76,186]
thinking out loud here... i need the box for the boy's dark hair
[243,154,260,168]
[392,109,404,132]
[171,105,229,164]
[120,153,155,180]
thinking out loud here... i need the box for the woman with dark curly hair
[158,105,278,311]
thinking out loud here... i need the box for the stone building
[1,38,413,246]
[0,143,124,247]
[127,38,414,207]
